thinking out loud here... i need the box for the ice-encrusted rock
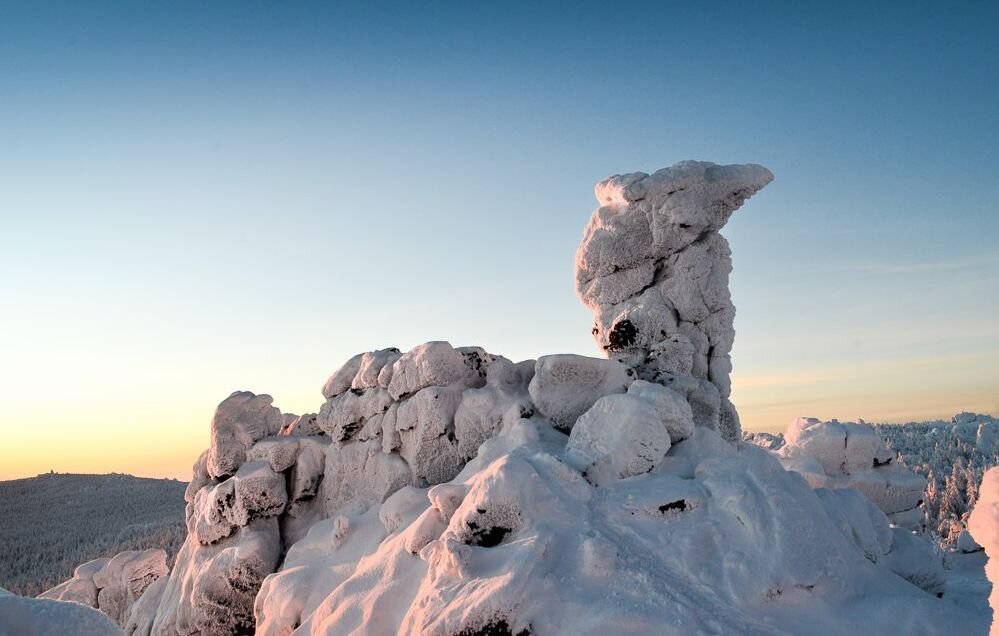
[206,391,284,479]
[566,393,671,485]
[188,461,288,546]
[396,386,466,485]
[969,466,999,634]
[778,418,927,516]
[351,348,402,390]
[229,461,288,526]
[288,436,329,507]
[387,341,476,400]
[784,417,881,475]
[38,557,110,607]
[246,436,300,473]
[279,412,322,437]
[40,550,168,631]
[124,575,167,636]
[743,430,787,451]
[527,354,633,431]
[575,161,772,430]
[321,439,413,515]
[321,352,366,399]
[313,343,530,515]
[150,519,280,636]
[92,551,169,627]
[454,358,535,460]
[626,380,695,443]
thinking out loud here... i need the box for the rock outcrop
[778,418,928,525]
[39,549,168,631]
[56,161,985,636]
[575,160,773,441]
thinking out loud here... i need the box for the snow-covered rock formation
[779,417,928,526]
[969,467,999,634]
[139,343,538,636]
[60,161,989,635]
[39,549,168,631]
[575,161,773,441]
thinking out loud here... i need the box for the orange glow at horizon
[2,352,996,482]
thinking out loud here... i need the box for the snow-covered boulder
[150,519,280,636]
[206,392,284,479]
[626,379,695,443]
[279,412,322,437]
[527,354,633,431]
[743,430,786,450]
[92,550,169,627]
[123,576,167,636]
[321,439,412,516]
[779,418,927,516]
[39,550,168,631]
[38,557,110,607]
[246,436,300,473]
[566,393,671,485]
[386,341,482,400]
[454,358,534,460]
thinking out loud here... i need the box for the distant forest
[0,472,187,596]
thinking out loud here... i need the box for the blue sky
[1,1,997,478]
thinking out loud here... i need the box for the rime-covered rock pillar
[575,160,772,440]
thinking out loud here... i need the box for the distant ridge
[0,472,187,597]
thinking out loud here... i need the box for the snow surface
[0,586,123,636]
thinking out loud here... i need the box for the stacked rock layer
[575,160,773,441]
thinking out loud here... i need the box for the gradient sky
[1,1,997,480]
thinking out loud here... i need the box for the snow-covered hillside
[8,161,994,635]
[0,473,186,597]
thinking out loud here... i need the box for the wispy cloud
[803,252,999,276]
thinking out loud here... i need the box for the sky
[1,1,997,480]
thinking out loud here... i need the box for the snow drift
[42,161,990,635]
[0,586,122,636]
